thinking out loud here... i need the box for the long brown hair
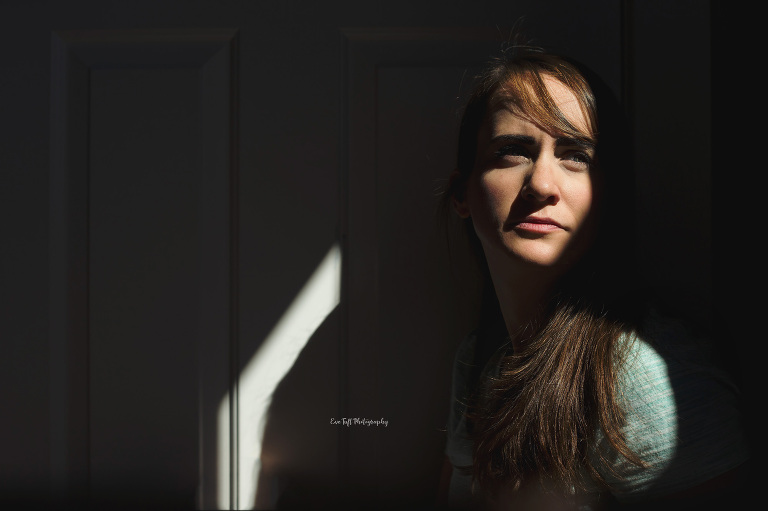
[442,47,649,498]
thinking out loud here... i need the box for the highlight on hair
[469,295,647,498]
[441,46,648,500]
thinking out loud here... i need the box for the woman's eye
[494,144,529,160]
[562,151,593,169]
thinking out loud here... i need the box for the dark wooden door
[0,1,719,509]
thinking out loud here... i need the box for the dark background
[0,0,760,509]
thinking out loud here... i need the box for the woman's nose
[521,157,560,204]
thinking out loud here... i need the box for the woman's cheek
[468,173,514,244]
[479,170,510,201]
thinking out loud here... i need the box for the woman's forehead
[488,74,593,137]
[484,109,544,139]
[541,76,590,131]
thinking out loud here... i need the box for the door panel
[89,66,200,502]
[48,30,236,509]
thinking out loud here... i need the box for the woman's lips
[511,216,564,233]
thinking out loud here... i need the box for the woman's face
[456,75,599,272]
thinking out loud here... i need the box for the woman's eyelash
[567,152,593,165]
[493,145,593,167]
[493,144,528,158]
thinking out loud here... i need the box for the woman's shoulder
[451,320,509,383]
[617,308,742,408]
[453,330,479,367]
[604,309,751,503]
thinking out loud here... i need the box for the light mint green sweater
[444,310,750,509]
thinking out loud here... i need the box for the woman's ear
[449,170,471,219]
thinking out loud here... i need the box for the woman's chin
[505,246,572,269]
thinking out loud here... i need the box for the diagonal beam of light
[218,242,341,509]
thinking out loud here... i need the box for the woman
[438,46,749,510]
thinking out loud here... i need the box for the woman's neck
[487,259,562,354]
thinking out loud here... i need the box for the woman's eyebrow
[555,136,595,151]
[489,134,594,151]
[489,134,535,145]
